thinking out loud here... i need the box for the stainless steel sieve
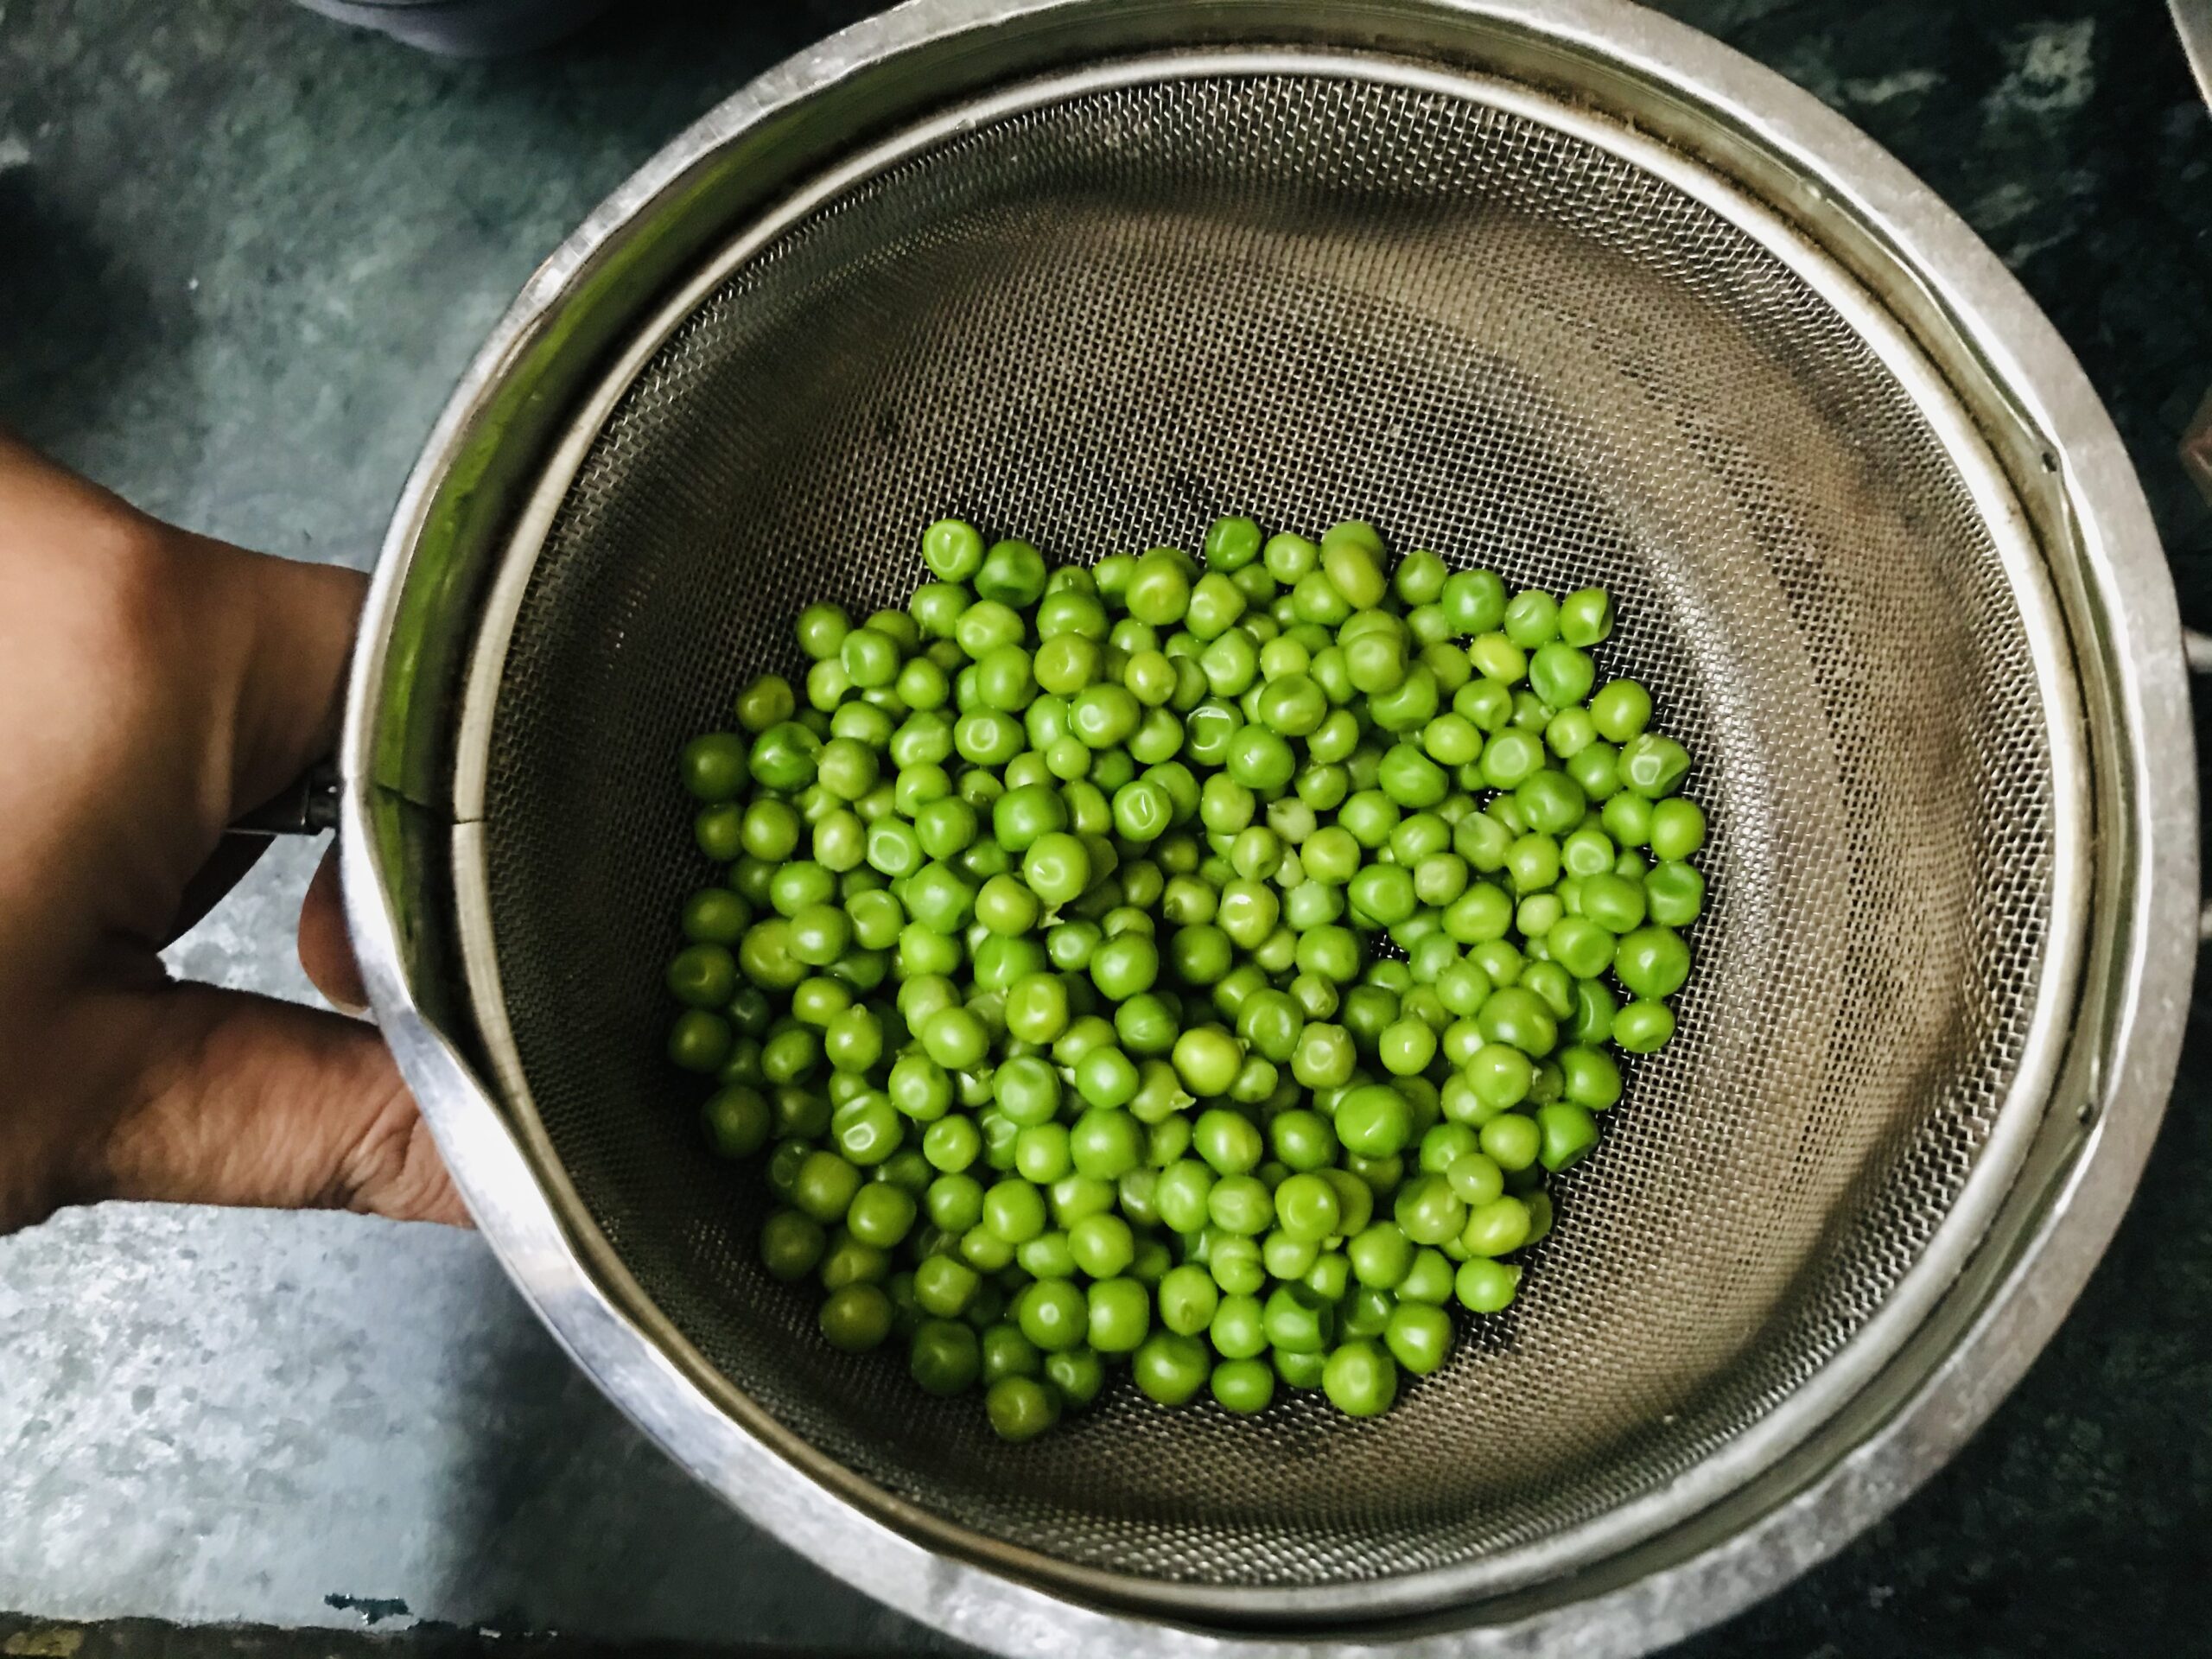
[338,3,2198,1654]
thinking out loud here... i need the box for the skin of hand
[0,435,463,1233]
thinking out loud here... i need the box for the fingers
[93,982,468,1226]
[297,842,369,1014]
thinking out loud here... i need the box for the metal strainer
[341,3,2196,1655]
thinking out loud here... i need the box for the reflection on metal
[2172,0,2212,111]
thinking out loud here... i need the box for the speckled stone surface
[0,1,2206,1654]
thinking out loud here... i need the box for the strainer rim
[442,43,2089,1625]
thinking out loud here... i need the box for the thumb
[93,982,467,1225]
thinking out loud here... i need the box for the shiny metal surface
[340,2,2196,1655]
[2172,0,2212,113]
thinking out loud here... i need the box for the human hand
[0,435,463,1233]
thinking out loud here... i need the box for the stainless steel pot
[338,3,2198,1654]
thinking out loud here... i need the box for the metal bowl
[340,3,2196,1654]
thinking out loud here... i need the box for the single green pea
[1014,1278,1086,1353]
[1558,587,1614,646]
[682,887,753,947]
[1620,733,1692,798]
[1461,1193,1533,1256]
[1645,860,1706,927]
[1040,1346,1104,1412]
[818,1281,895,1352]
[831,1091,901,1166]
[1469,632,1528,687]
[1474,728,1541,791]
[1454,1257,1522,1313]
[1649,797,1707,861]
[1321,1339,1398,1417]
[734,673,796,734]
[1613,925,1692,999]
[680,732,751,804]
[1207,1173,1274,1236]
[1335,1083,1413,1158]
[1013,1122,1074,1185]
[1128,1266,1212,1350]
[845,1181,918,1249]
[1384,1300,1454,1376]
[973,537,1047,607]
[669,1008,734,1074]
[1613,998,1676,1053]
[922,518,985,582]
[1527,642,1595,709]
[1589,677,1653,743]
[983,1374,1060,1441]
[1537,1101,1601,1172]
[1022,832,1091,907]
[1087,1277,1154,1355]
[1170,1027,1242,1100]
[1396,1246,1455,1305]
[1503,832,1562,895]
[907,1319,982,1396]
[1500,589,1559,649]
[982,1179,1048,1244]
[1190,1105,1263,1176]
[1205,1356,1273,1414]
[1547,915,1618,980]
[921,1115,982,1173]
[1441,569,1507,634]
[1291,1022,1357,1090]
[1319,518,1387,592]
[1126,552,1193,626]
[666,941,738,1008]
[1600,791,1656,849]
[795,600,853,662]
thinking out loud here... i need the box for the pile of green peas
[665,515,1706,1440]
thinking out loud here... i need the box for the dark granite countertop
[0,2,2206,1655]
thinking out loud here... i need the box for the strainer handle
[224,757,342,838]
[2192,629,2212,941]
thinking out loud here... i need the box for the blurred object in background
[292,0,613,55]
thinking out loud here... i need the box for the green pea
[906,1319,982,1396]
[1614,925,1692,999]
[1022,833,1091,906]
[1291,1022,1357,1090]
[1600,791,1655,849]
[669,1009,734,1074]
[1081,1277,1148,1355]
[1174,1030,1245,1101]
[921,518,985,581]
[982,1374,1059,1441]
[982,1179,1047,1244]
[1537,1101,1601,1172]
[1588,677,1652,742]
[1526,642,1594,709]
[1319,1339,1397,1417]
[970,537,1046,607]
[1454,1257,1522,1313]
[1620,733,1691,798]
[1461,1193,1532,1256]
[1613,999,1676,1053]
[1033,1348,1099,1413]
[1334,1084,1412,1158]
[1649,798,1707,861]
[1645,860,1705,926]
[733,672,795,733]
[922,1115,982,1173]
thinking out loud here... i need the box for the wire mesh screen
[476,70,2056,1591]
